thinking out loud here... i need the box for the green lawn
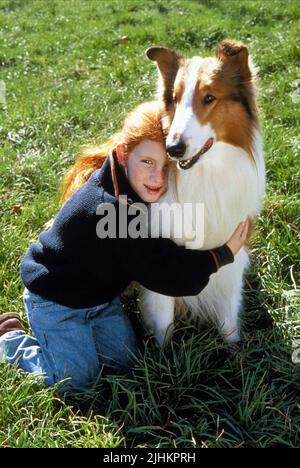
[0,0,299,448]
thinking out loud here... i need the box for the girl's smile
[144,184,164,194]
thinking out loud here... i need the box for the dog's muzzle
[168,138,214,170]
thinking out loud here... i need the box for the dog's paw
[223,328,241,344]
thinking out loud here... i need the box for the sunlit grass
[0,0,299,448]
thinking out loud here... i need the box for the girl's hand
[226,219,249,256]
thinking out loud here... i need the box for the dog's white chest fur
[141,137,265,346]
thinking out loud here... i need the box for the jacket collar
[97,151,145,205]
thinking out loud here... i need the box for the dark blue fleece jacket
[20,155,234,308]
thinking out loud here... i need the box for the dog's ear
[216,40,251,80]
[146,47,183,107]
[146,46,182,76]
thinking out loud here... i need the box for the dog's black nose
[167,141,186,159]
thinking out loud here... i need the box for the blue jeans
[0,288,139,390]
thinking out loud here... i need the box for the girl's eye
[142,159,153,165]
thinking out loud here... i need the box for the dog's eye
[204,95,216,104]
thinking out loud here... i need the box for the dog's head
[146,40,258,170]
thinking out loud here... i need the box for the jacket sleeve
[120,236,234,297]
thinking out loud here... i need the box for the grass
[0,0,299,448]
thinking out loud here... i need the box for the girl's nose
[151,167,166,185]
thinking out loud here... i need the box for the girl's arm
[121,221,248,297]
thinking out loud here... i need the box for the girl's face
[118,139,169,203]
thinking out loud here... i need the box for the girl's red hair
[60,101,166,204]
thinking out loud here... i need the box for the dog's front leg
[140,288,175,347]
[209,249,249,343]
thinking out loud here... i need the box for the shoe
[0,313,24,337]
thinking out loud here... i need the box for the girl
[0,101,248,391]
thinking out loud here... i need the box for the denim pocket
[31,293,65,311]
[24,289,57,310]
[25,295,79,335]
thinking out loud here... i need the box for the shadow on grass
[59,277,299,448]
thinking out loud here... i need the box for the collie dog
[140,40,265,346]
